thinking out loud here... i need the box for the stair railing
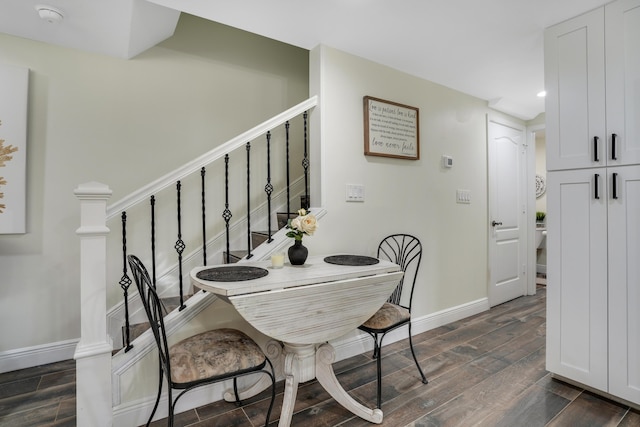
[110,96,317,352]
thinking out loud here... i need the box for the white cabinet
[546,169,608,391]
[545,0,640,406]
[605,0,640,166]
[547,166,640,403]
[545,0,640,171]
[608,166,640,404]
[544,8,605,170]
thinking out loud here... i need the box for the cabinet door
[545,8,606,171]
[608,165,640,404]
[546,169,608,391]
[606,0,640,166]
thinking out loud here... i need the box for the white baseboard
[331,297,490,361]
[0,338,79,374]
[411,296,490,335]
[113,384,222,427]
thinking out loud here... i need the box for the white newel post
[74,182,114,427]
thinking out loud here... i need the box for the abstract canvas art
[0,64,28,234]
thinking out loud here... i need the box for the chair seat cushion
[169,328,266,384]
[361,302,410,330]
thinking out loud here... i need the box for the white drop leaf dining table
[190,254,404,426]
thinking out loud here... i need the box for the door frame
[526,123,545,296]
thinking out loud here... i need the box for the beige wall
[0,14,309,354]
[307,45,498,315]
[0,16,530,367]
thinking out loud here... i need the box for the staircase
[73,96,320,426]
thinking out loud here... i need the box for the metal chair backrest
[377,234,422,310]
[127,255,172,382]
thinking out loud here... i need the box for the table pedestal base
[316,344,383,424]
[277,342,383,427]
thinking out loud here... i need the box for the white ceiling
[0,0,610,120]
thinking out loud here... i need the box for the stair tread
[276,212,297,229]
[161,295,193,312]
[252,230,270,236]
[115,294,194,353]
[129,322,150,341]
[226,250,247,258]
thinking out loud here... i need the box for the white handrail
[106,96,318,219]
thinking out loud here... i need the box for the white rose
[297,208,307,216]
[299,214,318,235]
[290,216,303,231]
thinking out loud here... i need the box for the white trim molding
[0,339,79,374]
[331,297,490,362]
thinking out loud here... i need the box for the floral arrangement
[286,208,318,241]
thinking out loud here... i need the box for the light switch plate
[346,184,365,202]
[442,155,453,168]
[456,189,471,204]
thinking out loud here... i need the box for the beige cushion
[169,328,266,384]
[361,302,410,330]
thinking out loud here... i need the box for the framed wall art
[363,96,419,160]
[0,64,29,234]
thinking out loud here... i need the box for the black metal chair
[127,255,276,427]
[358,234,428,408]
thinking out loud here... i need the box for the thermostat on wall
[442,155,453,168]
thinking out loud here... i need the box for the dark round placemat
[196,266,269,282]
[324,255,380,266]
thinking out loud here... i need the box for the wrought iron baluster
[150,195,157,289]
[175,181,186,311]
[246,142,253,259]
[302,111,310,209]
[265,131,274,243]
[222,154,232,264]
[201,167,207,266]
[149,194,163,322]
[285,121,291,216]
[119,211,134,352]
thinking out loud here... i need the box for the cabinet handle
[612,133,617,160]
[612,173,618,199]
[594,136,599,162]
[595,174,600,199]
[491,220,503,227]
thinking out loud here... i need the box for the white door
[488,116,528,306]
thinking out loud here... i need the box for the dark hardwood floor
[0,359,75,426]
[2,285,639,426]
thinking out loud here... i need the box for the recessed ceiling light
[537,91,547,98]
[35,5,64,24]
